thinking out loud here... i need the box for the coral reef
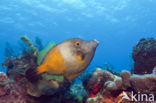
[81,68,119,97]
[82,67,156,103]
[2,36,38,80]
[1,37,156,103]
[0,72,87,103]
[0,72,27,103]
[69,83,88,103]
[2,36,61,97]
[105,69,156,94]
[132,38,156,74]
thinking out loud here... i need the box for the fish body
[32,38,98,81]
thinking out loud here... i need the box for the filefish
[27,38,98,81]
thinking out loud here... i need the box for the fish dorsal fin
[37,41,56,65]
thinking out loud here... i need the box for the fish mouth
[91,39,99,48]
[83,39,99,52]
[93,39,99,47]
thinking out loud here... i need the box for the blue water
[0,0,156,73]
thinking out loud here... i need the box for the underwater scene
[0,0,156,103]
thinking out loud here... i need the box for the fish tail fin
[25,67,42,83]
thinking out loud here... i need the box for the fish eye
[75,41,80,46]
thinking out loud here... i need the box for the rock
[106,78,122,91]
[121,70,131,87]
[132,38,156,74]
[105,70,156,94]
[130,74,156,93]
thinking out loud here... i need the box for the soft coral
[89,84,101,97]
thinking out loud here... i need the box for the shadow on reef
[1,37,156,103]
